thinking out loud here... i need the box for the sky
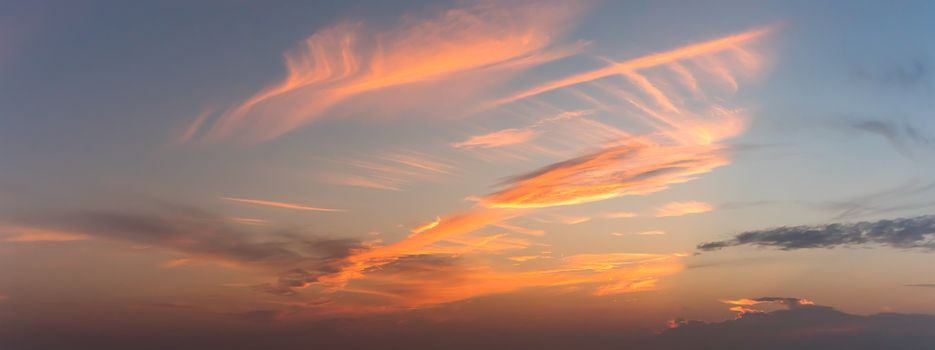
[1,0,935,349]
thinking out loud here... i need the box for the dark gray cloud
[648,303,935,350]
[907,283,935,288]
[5,202,365,296]
[852,57,931,89]
[849,119,934,159]
[698,214,935,251]
[747,296,813,308]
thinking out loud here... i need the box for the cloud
[650,302,935,350]
[309,25,777,302]
[655,201,714,217]
[221,197,346,212]
[491,222,545,236]
[452,128,538,149]
[907,283,935,288]
[482,141,729,209]
[6,299,935,350]
[1,226,90,242]
[338,252,682,308]
[818,180,935,220]
[191,1,584,143]
[722,297,815,315]
[229,217,269,225]
[319,150,456,191]
[849,119,934,159]
[6,203,365,280]
[602,211,639,219]
[489,25,775,108]
[698,214,935,251]
[852,57,930,89]
[612,230,666,236]
[411,216,442,235]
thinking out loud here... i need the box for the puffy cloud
[698,214,935,251]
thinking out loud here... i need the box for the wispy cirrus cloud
[848,118,934,159]
[451,128,538,149]
[488,25,775,108]
[184,1,585,143]
[129,21,779,313]
[319,150,456,191]
[221,197,346,212]
[307,25,778,307]
[483,142,729,209]
[698,214,935,252]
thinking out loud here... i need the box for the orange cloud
[482,141,728,209]
[193,1,584,143]
[722,297,816,317]
[654,201,714,217]
[411,216,441,235]
[275,25,777,313]
[1,226,90,242]
[538,214,592,225]
[602,211,639,219]
[337,252,682,309]
[452,128,538,149]
[492,222,545,236]
[229,217,269,225]
[347,207,520,265]
[490,25,775,108]
[161,258,193,268]
[221,197,346,212]
[612,230,666,236]
[323,175,403,191]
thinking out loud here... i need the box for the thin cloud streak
[320,151,456,191]
[1,226,91,242]
[221,197,346,212]
[482,141,729,209]
[655,201,715,217]
[451,128,538,149]
[489,25,776,108]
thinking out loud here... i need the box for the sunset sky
[2,1,935,349]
